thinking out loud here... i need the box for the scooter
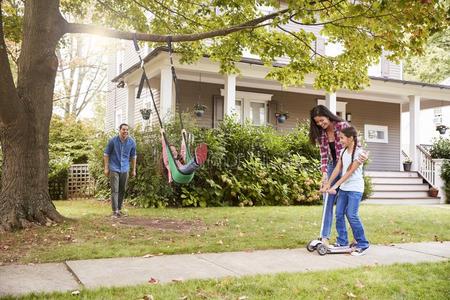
[306,193,354,256]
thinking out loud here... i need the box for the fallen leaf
[346,292,357,298]
[322,286,329,292]
[71,290,80,296]
[148,277,159,284]
[143,254,154,258]
[217,240,223,245]
[142,295,154,300]
[238,296,249,300]
[355,279,365,289]
[179,296,188,300]
[239,232,244,237]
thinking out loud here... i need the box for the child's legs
[335,191,349,246]
[321,163,340,239]
[345,192,369,249]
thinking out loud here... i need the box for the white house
[105,22,450,204]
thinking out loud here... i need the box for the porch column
[325,92,337,114]
[160,66,174,118]
[127,85,136,128]
[409,95,421,171]
[224,74,236,116]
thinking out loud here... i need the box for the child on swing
[161,129,207,181]
[321,126,370,256]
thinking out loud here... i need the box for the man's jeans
[335,190,369,249]
[110,171,129,212]
[321,162,340,239]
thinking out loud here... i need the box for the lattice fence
[67,164,95,199]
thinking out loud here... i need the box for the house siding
[173,81,401,171]
[340,98,401,171]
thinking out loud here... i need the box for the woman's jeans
[335,190,369,249]
[320,162,340,239]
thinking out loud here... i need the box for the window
[364,124,388,143]
[221,90,272,125]
[317,99,347,120]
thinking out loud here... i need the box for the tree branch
[64,8,289,42]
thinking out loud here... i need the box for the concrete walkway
[1,242,449,297]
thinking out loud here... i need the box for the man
[104,123,137,217]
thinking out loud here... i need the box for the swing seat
[165,143,196,184]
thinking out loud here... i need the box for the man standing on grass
[104,123,137,218]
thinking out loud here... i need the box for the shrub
[440,160,450,204]
[430,137,450,159]
[90,116,323,207]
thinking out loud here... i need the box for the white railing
[417,144,435,186]
[417,144,447,204]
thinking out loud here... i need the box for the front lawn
[4,261,449,300]
[0,200,448,264]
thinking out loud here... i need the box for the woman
[309,105,366,246]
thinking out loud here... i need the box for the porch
[112,48,450,202]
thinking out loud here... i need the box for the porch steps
[365,171,440,205]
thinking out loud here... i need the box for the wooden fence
[67,164,95,199]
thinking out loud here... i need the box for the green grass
[4,261,449,300]
[0,200,449,264]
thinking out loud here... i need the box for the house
[105,26,450,204]
[401,78,450,149]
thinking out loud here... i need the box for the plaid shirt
[318,121,350,173]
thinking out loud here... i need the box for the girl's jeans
[335,190,369,249]
[320,162,340,239]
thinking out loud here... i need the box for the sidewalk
[1,242,449,297]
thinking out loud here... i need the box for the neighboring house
[105,26,450,176]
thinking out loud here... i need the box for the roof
[111,47,450,91]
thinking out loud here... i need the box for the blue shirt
[104,136,137,173]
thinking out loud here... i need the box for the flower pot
[277,114,287,124]
[403,162,412,171]
[195,110,205,117]
[429,188,439,197]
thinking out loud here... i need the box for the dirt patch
[116,217,207,233]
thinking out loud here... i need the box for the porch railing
[417,144,435,186]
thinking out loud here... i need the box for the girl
[309,105,367,245]
[322,126,369,256]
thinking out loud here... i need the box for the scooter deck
[327,246,353,254]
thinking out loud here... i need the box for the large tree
[0,0,448,231]
[404,27,450,83]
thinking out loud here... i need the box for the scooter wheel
[306,241,316,252]
[317,243,328,256]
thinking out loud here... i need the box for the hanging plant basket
[436,125,448,135]
[275,113,288,124]
[140,108,152,120]
[193,104,207,117]
[195,110,205,117]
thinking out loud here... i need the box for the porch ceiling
[116,48,450,104]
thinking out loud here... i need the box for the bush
[90,116,323,207]
[430,137,450,159]
[440,160,450,204]
[363,175,373,200]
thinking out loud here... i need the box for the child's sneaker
[351,247,369,256]
[195,143,208,165]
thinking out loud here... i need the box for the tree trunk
[0,0,65,231]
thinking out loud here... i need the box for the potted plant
[275,112,289,124]
[436,125,449,135]
[193,103,207,117]
[140,108,152,120]
[403,158,412,171]
[429,186,439,197]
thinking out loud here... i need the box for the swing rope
[133,35,195,184]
